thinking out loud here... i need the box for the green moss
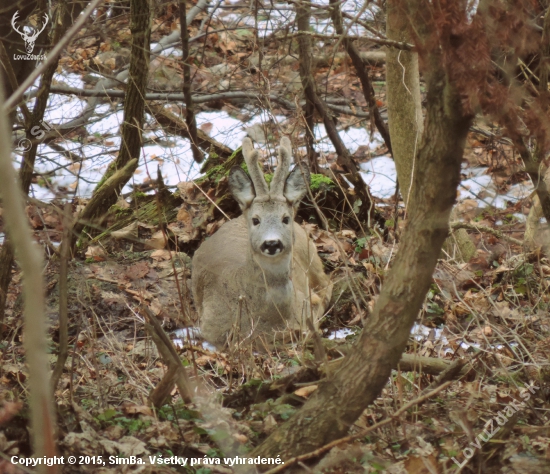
[205,164,226,183]
[229,146,241,159]
[239,163,271,183]
[112,205,133,216]
[310,174,334,191]
[201,152,332,192]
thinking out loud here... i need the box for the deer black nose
[261,240,284,255]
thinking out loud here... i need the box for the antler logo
[11,11,48,54]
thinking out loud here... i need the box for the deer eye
[252,217,260,226]
[282,216,290,225]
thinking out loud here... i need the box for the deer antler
[242,138,268,197]
[11,11,24,35]
[270,136,292,196]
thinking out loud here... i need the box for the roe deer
[192,137,332,348]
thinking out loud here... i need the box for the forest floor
[1,130,550,474]
[1,2,550,473]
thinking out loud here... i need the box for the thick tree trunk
[251,7,474,461]
[386,0,475,262]
[386,0,423,204]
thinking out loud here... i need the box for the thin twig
[329,0,392,153]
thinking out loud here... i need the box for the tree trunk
[386,0,423,204]
[251,5,474,461]
[71,0,151,248]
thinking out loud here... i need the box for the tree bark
[386,0,423,204]
[71,0,151,249]
[251,3,474,460]
[0,75,57,472]
[522,5,550,243]
[296,0,319,173]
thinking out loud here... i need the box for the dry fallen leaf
[294,385,318,398]
[124,262,149,280]
[144,230,167,249]
[85,245,107,261]
[122,404,153,416]
[150,249,171,260]
[111,221,138,240]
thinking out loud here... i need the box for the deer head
[11,12,49,54]
[228,137,310,261]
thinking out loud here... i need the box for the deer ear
[284,163,310,206]
[229,167,256,210]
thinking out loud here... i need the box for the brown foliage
[401,0,550,153]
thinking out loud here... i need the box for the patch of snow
[327,328,355,340]
[53,72,84,89]
[172,327,217,351]
[197,111,247,149]
[360,156,397,199]
[459,167,533,210]
[410,322,450,347]
[313,124,381,154]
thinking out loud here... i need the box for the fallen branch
[47,87,370,117]
[141,305,193,403]
[450,221,523,246]
[149,103,234,159]
[330,0,392,153]
[223,352,470,408]
[71,158,138,249]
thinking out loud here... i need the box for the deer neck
[251,251,293,290]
